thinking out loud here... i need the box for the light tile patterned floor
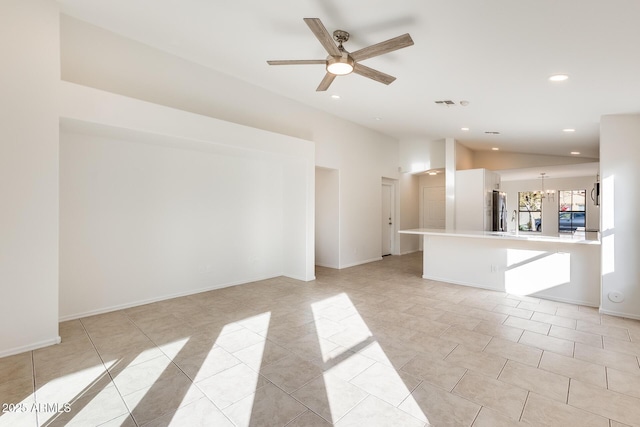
[2,252,640,426]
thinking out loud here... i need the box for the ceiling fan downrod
[333,30,349,51]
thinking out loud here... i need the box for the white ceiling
[59,0,640,159]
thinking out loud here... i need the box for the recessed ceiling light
[571,151,581,155]
[492,147,499,151]
[549,74,569,82]
[563,128,576,133]
[461,127,469,131]
[330,94,340,99]
[428,172,438,176]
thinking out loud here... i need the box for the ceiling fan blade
[353,63,396,85]
[350,33,414,62]
[316,73,336,91]
[304,18,341,57]
[267,60,326,65]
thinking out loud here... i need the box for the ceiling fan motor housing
[333,30,350,46]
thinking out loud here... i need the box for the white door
[423,186,446,229]
[381,183,393,256]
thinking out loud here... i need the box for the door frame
[382,178,399,256]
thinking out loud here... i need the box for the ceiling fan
[267,18,414,91]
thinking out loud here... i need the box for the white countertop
[399,228,601,245]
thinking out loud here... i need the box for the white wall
[501,176,600,234]
[61,15,399,271]
[445,138,457,230]
[0,0,60,357]
[336,131,400,267]
[398,138,445,173]
[399,173,420,254]
[455,169,498,232]
[473,151,598,171]
[60,131,279,318]
[58,83,315,320]
[455,142,474,170]
[282,157,315,281]
[600,114,640,319]
[315,168,339,268]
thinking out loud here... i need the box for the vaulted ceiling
[59,0,640,159]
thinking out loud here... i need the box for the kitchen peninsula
[400,228,601,307]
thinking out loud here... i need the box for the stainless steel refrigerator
[492,190,508,232]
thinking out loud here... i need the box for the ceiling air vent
[484,131,501,135]
[435,100,456,106]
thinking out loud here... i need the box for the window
[559,190,586,232]
[518,191,542,232]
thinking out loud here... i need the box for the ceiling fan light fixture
[327,54,354,75]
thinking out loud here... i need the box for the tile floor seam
[285,371,325,396]
[319,392,360,426]
[449,368,470,393]
[282,410,322,427]
[121,312,155,347]
[30,350,41,427]
[393,391,416,420]
[467,405,482,427]
[404,378,424,399]
[188,381,235,416]
[397,396,436,427]
[534,348,543,368]
[79,319,111,371]
[518,390,531,422]
[565,380,637,426]
[450,375,503,420]
[495,357,509,379]
[294,386,368,425]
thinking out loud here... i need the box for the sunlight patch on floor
[311,294,427,424]
[35,364,115,425]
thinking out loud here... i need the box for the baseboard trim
[421,275,599,307]
[340,257,384,269]
[286,274,316,282]
[0,336,61,359]
[530,293,599,308]
[59,274,282,322]
[399,250,420,255]
[315,262,339,269]
[422,275,503,292]
[599,308,640,320]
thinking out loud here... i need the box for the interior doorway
[420,172,446,230]
[315,167,339,268]
[423,186,446,229]
[381,179,396,256]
